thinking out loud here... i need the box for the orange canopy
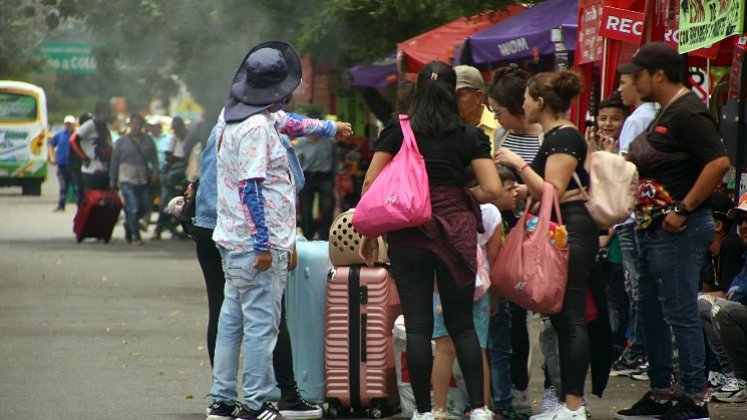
[397,5,528,74]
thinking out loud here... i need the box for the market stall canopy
[459,0,579,66]
[348,51,398,88]
[397,4,527,74]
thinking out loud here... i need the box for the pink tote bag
[490,183,569,314]
[352,115,431,237]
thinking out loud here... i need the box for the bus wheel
[21,180,42,196]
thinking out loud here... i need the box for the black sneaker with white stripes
[278,387,323,419]
[207,400,243,420]
[237,402,289,420]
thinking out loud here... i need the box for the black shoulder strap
[128,136,152,172]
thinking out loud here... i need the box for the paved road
[1,176,745,419]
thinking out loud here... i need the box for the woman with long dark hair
[360,61,501,420]
[495,71,599,420]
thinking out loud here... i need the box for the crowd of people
[195,40,747,420]
[49,38,747,420]
[48,102,205,243]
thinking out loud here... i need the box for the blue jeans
[615,222,646,360]
[487,298,512,411]
[635,208,713,397]
[120,182,151,240]
[211,248,289,410]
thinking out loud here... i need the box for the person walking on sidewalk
[615,42,731,420]
[48,115,77,212]
[109,114,159,245]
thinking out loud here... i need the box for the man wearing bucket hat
[207,41,308,420]
[614,42,731,420]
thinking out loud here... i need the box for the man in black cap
[615,42,730,420]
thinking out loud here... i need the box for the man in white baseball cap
[48,115,78,211]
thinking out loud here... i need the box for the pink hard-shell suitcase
[325,266,401,418]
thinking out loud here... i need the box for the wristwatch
[673,201,691,216]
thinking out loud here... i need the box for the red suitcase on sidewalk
[325,265,401,418]
[73,189,123,243]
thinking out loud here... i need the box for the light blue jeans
[211,248,289,410]
[636,208,713,398]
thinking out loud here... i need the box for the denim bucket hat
[224,40,302,123]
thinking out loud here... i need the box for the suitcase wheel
[76,235,83,243]
[104,236,111,244]
[326,399,343,419]
[367,407,383,419]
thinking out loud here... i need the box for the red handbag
[490,183,569,314]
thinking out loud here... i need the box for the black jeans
[299,171,335,240]
[390,247,483,412]
[550,202,598,397]
[193,226,295,391]
[599,260,628,360]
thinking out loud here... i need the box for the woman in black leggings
[495,70,598,419]
[359,61,501,420]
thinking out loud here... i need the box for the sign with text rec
[599,7,645,44]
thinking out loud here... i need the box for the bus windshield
[0,93,38,122]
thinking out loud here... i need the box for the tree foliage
[4,0,518,117]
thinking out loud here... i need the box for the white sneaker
[512,388,533,415]
[713,378,747,403]
[708,371,728,388]
[469,406,494,420]
[432,408,448,420]
[412,411,436,420]
[541,386,561,414]
[530,404,586,420]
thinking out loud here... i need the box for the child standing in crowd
[496,70,599,420]
[486,165,525,420]
[360,61,501,420]
[588,93,630,361]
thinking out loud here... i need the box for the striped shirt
[497,130,542,163]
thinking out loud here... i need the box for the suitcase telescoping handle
[347,266,369,409]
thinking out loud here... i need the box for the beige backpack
[573,150,639,229]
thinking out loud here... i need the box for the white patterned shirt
[213,111,296,253]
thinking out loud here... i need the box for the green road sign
[39,41,97,74]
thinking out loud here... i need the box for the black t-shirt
[638,92,726,201]
[374,118,491,187]
[530,126,589,190]
[701,234,745,292]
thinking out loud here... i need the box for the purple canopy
[348,51,398,88]
[459,0,579,66]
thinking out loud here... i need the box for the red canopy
[397,5,527,74]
